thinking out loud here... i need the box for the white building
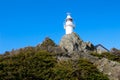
[64,13,75,34]
[95,44,109,54]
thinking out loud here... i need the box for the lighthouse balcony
[64,25,75,29]
[64,24,75,27]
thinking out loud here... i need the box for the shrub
[52,59,109,80]
[91,52,120,62]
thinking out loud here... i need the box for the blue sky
[0,0,120,53]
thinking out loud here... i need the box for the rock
[110,48,120,56]
[36,37,56,51]
[59,32,120,80]
[59,32,95,53]
[110,48,119,53]
[75,51,120,80]
[94,58,120,80]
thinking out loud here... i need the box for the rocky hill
[1,32,120,80]
[60,32,95,53]
[59,32,120,80]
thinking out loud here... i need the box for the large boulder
[59,32,95,53]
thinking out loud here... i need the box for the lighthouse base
[65,26,73,34]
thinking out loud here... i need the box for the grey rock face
[59,32,120,80]
[59,32,95,53]
[77,52,120,80]
[94,58,120,80]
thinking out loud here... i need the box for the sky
[0,0,120,54]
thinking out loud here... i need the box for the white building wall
[65,26,73,34]
[64,19,74,34]
[64,14,75,34]
[96,46,109,54]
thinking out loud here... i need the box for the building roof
[95,44,109,52]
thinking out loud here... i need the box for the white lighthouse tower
[64,13,75,34]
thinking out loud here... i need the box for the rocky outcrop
[35,34,120,80]
[36,37,68,56]
[94,58,120,80]
[59,32,120,80]
[110,48,120,56]
[78,52,120,80]
[59,32,95,53]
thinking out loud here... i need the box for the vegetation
[0,38,109,80]
[53,59,108,80]
[91,52,120,62]
[0,50,108,80]
[41,37,56,47]
[36,37,56,52]
[0,50,56,80]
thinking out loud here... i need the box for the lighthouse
[64,13,75,34]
